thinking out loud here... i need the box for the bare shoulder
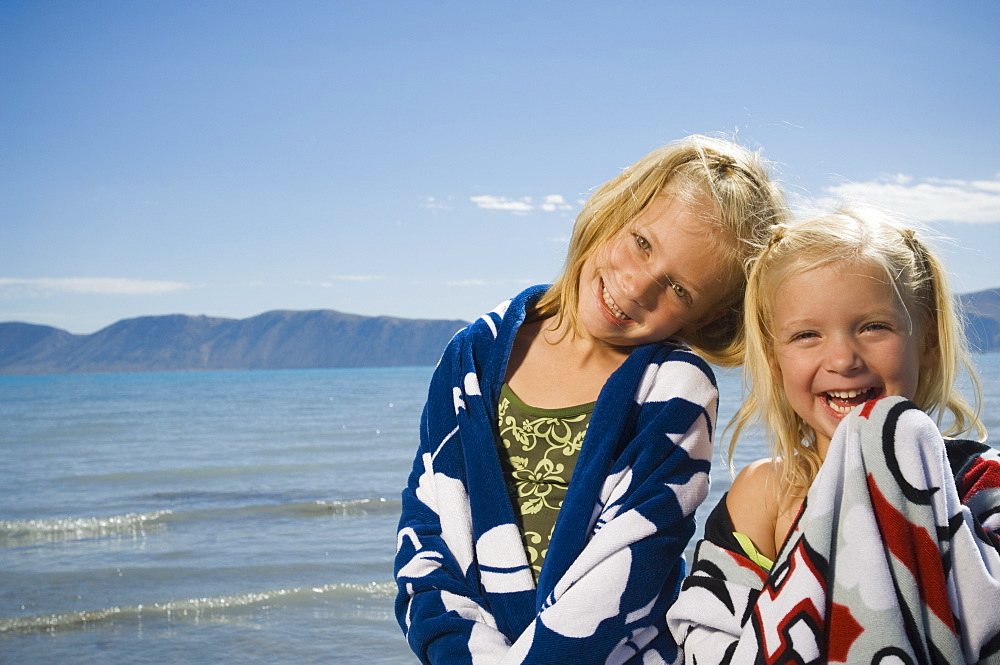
[726,458,780,560]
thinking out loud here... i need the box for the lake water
[2,356,997,664]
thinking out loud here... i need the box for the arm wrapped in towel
[668,395,1000,665]
[664,497,769,664]
[395,287,718,665]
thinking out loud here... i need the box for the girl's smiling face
[770,262,933,456]
[576,188,736,350]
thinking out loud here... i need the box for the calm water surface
[1,357,997,664]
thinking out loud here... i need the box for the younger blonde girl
[730,206,984,559]
[668,206,1000,664]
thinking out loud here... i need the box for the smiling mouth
[823,388,880,415]
[602,282,632,321]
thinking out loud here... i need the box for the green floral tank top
[496,383,594,582]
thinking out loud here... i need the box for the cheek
[649,303,686,335]
[775,354,811,397]
[876,341,919,394]
[579,246,606,282]
[580,245,605,279]
[779,371,799,405]
[598,235,629,267]
[772,350,794,384]
[899,349,924,399]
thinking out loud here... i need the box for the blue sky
[2,1,998,334]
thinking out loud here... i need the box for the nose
[620,266,661,309]
[825,336,863,374]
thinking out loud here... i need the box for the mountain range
[1,288,997,376]
[0,309,469,375]
[964,288,1000,355]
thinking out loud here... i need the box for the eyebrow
[774,318,813,335]
[777,308,904,331]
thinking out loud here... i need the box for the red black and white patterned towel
[667,395,1000,664]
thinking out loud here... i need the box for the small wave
[312,497,401,517]
[148,489,292,503]
[0,581,397,635]
[65,463,336,485]
[0,499,401,548]
[0,510,172,547]
[169,497,402,521]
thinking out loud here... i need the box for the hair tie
[900,227,931,276]
[900,227,922,255]
[767,223,788,247]
[712,157,763,190]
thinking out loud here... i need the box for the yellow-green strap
[733,532,773,571]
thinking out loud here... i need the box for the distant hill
[962,288,1000,354]
[1,289,997,376]
[0,310,469,376]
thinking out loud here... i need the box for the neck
[503,314,631,409]
[542,314,632,363]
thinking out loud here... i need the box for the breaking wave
[0,498,400,547]
[0,581,397,634]
[0,510,172,547]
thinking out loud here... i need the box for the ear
[920,321,940,368]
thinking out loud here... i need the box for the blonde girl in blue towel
[668,207,999,664]
[395,135,788,664]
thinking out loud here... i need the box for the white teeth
[602,284,628,320]
[824,388,875,415]
[827,389,863,399]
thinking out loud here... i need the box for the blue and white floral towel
[396,286,718,664]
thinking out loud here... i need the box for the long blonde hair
[730,205,986,493]
[535,134,788,367]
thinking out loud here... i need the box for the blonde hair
[535,134,788,367]
[730,205,986,493]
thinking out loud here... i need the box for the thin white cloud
[821,174,1000,224]
[0,277,193,297]
[470,194,576,215]
[470,195,534,213]
[294,276,387,288]
[327,275,386,282]
[445,278,535,288]
[421,196,452,212]
[539,195,573,212]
